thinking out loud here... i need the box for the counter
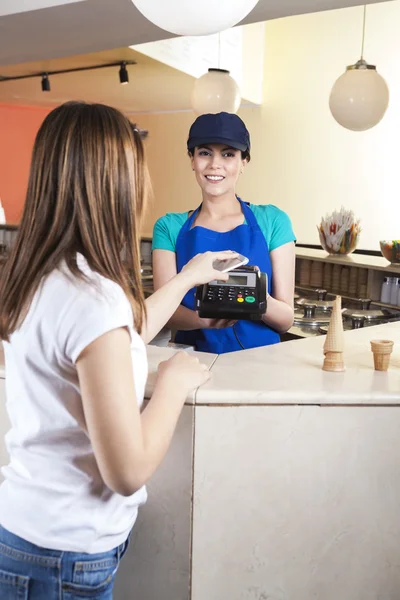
[1,325,400,599]
[195,322,400,405]
[116,322,400,600]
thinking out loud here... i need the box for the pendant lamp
[329,5,389,131]
[191,68,241,116]
[131,0,259,36]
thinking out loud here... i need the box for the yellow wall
[139,1,400,251]
[258,1,400,251]
[139,111,196,237]
[242,23,265,104]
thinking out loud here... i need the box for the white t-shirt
[0,255,148,553]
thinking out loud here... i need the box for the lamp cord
[360,4,367,59]
[233,324,245,350]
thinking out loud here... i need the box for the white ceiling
[0,0,391,67]
[0,0,392,114]
[0,0,87,18]
[0,47,198,113]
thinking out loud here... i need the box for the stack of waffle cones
[299,260,311,286]
[340,267,349,294]
[357,269,368,298]
[348,267,358,296]
[331,264,341,293]
[323,263,332,289]
[323,295,345,372]
[310,261,323,288]
[370,340,394,371]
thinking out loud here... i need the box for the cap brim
[187,136,247,152]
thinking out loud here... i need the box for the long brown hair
[0,101,148,340]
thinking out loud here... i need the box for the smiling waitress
[152,112,296,354]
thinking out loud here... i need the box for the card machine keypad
[196,266,267,321]
[206,286,256,304]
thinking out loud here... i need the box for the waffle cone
[323,296,344,354]
[370,340,394,371]
[323,351,345,372]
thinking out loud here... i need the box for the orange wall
[0,104,51,224]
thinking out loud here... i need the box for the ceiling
[0,0,391,67]
[0,47,198,113]
[0,0,86,18]
[0,0,392,113]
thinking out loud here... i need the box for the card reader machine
[196,266,267,321]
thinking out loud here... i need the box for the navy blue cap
[187,112,250,153]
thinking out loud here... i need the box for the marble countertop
[2,323,399,406]
[146,322,400,406]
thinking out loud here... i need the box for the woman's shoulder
[154,211,189,229]
[152,211,189,252]
[250,203,289,220]
[52,257,129,313]
[50,259,137,363]
[249,203,296,251]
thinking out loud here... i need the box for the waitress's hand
[200,318,237,330]
[180,250,238,288]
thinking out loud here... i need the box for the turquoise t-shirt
[152,204,296,253]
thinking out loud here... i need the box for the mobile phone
[213,253,249,273]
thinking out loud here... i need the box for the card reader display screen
[217,275,247,286]
[210,272,256,288]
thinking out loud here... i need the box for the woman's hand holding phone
[178,251,245,330]
[212,253,249,273]
[180,250,238,288]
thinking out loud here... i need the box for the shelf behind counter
[296,246,400,273]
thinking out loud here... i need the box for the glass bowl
[380,240,400,264]
[318,229,360,255]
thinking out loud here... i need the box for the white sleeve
[58,278,134,364]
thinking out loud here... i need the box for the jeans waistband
[0,525,128,561]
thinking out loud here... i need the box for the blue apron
[175,198,280,354]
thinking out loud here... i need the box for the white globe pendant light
[329,60,389,131]
[191,68,241,116]
[131,0,260,36]
[329,5,389,131]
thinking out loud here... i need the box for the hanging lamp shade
[329,59,389,131]
[131,0,259,36]
[191,69,241,116]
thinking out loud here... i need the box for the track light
[119,62,129,85]
[0,60,136,88]
[41,74,50,92]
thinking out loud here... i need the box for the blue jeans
[0,525,130,599]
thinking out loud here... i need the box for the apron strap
[237,197,258,228]
[187,205,201,228]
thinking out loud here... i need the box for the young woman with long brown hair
[0,101,234,599]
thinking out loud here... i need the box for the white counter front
[118,323,400,600]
